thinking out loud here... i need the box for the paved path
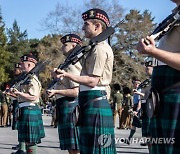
[0,115,149,154]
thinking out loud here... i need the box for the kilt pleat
[56,97,80,150]
[18,105,45,144]
[78,90,116,154]
[150,66,180,154]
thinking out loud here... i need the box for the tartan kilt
[18,104,45,144]
[150,66,180,154]
[12,100,19,130]
[78,90,117,154]
[56,97,80,150]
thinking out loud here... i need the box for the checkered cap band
[82,8,110,27]
[61,34,82,46]
[20,53,37,64]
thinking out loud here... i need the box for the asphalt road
[0,115,148,154]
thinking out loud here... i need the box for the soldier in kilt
[47,34,82,154]
[54,8,116,154]
[11,63,22,130]
[10,53,45,154]
[137,0,180,153]
[140,59,153,140]
[5,63,25,151]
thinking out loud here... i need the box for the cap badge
[89,10,95,17]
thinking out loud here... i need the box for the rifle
[47,25,117,89]
[10,59,50,90]
[145,6,180,44]
[137,78,151,90]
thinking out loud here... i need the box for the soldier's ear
[95,22,101,30]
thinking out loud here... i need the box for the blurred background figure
[1,85,10,127]
[50,99,57,128]
[119,87,133,129]
[112,83,123,128]
[0,90,4,126]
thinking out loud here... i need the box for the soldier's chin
[84,33,91,39]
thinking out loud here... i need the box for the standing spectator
[112,83,123,128]
[5,93,11,126]
[1,88,9,127]
[0,90,4,126]
[119,87,133,129]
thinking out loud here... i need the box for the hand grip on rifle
[144,6,180,45]
[137,78,151,90]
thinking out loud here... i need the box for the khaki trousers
[113,107,122,127]
[2,104,8,126]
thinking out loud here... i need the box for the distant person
[0,90,4,127]
[119,87,133,129]
[124,78,142,144]
[112,83,123,128]
[1,87,9,127]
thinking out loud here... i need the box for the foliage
[6,20,29,64]
[115,9,155,60]
[0,9,11,85]
[0,1,156,93]
[40,0,124,37]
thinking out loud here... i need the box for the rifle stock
[145,6,180,44]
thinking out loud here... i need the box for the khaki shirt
[158,6,180,52]
[81,41,114,98]
[55,62,82,99]
[18,75,41,103]
[113,91,123,110]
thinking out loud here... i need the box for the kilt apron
[56,97,80,150]
[78,90,116,154]
[18,104,45,144]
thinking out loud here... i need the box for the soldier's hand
[46,89,55,98]
[55,69,67,79]
[12,88,20,94]
[137,36,156,54]
[51,68,58,79]
[133,111,138,116]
